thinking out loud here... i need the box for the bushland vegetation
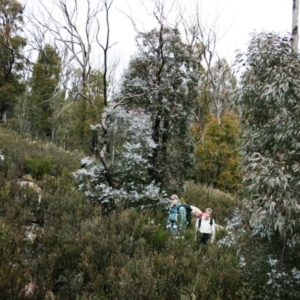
[0,126,241,300]
[3,125,299,300]
[1,1,300,299]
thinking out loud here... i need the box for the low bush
[24,156,54,179]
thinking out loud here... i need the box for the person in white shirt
[195,208,215,244]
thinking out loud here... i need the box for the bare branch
[27,0,111,107]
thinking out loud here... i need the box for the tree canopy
[236,32,300,238]
[119,26,200,193]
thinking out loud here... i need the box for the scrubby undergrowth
[2,127,297,300]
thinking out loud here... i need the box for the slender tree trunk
[292,0,299,51]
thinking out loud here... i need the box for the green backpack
[177,204,193,227]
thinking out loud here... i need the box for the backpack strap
[198,217,213,228]
[198,217,201,229]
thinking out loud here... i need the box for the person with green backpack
[166,194,190,237]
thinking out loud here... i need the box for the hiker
[196,208,215,244]
[166,194,188,236]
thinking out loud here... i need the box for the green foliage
[7,115,300,299]
[54,68,104,154]
[147,228,169,251]
[221,207,300,300]
[0,126,245,299]
[120,26,200,193]
[236,32,300,238]
[24,156,54,179]
[0,220,28,299]
[192,110,242,193]
[0,183,242,300]
[0,127,84,180]
[26,44,62,138]
[232,32,300,299]
[67,97,102,153]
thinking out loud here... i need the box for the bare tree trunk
[292,0,299,52]
[96,0,114,107]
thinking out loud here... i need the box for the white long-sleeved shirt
[196,217,216,242]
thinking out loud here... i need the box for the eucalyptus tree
[76,24,201,208]
[118,25,200,193]
[193,58,237,127]
[195,46,236,125]
[0,0,26,123]
[208,59,236,119]
[225,32,300,300]
[176,0,238,126]
[28,44,61,138]
[236,32,300,239]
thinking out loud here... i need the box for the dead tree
[28,0,115,107]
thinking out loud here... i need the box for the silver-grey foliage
[74,106,165,209]
[236,32,300,238]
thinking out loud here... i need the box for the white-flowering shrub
[218,208,246,247]
[74,106,166,209]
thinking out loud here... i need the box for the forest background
[1,0,300,299]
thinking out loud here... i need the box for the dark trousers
[199,233,211,245]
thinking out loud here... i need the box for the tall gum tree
[119,24,199,193]
[232,31,300,299]
[236,32,300,239]
[29,44,61,138]
[26,0,114,156]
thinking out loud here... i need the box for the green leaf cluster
[192,110,242,193]
[236,32,300,238]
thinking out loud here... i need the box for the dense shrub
[0,127,245,299]
[24,156,54,179]
[0,184,288,300]
[0,183,243,300]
